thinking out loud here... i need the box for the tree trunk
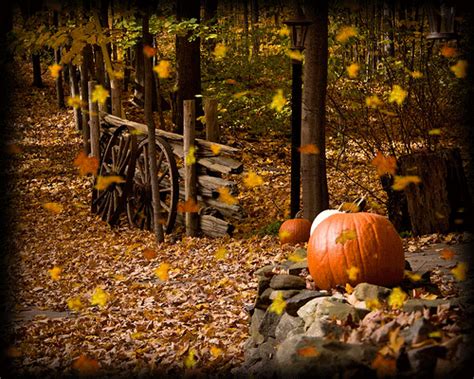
[203,0,218,23]
[68,63,82,131]
[32,54,43,88]
[53,12,65,109]
[301,0,329,221]
[80,49,90,154]
[250,0,259,57]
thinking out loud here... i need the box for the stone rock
[407,344,447,376]
[243,346,261,367]
[276,335,377,378]
[305,317,345,339]
[285,289,327,316]
[275,312,304,342]
[297,296,332,326]
[250,308,265,345]
[401,317,435,345]
[316,298,366,322]
[255,265,276,277]
[352,283,391,302]
[405,259,412,271]
[270,274,306,290]
[257,276,271,296]
[255,287,273,310]
[269,289,301,301]
[402,299,450,313]
[370,319,399,344]
[288,259,308,275]
[258,309,283,340]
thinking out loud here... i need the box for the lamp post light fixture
[425,1,458,40]
[284,17,312,218]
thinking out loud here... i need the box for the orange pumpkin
[279,218,312,245]
[307,212,404,290]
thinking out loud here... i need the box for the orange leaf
[297,345,320,357]
[218,187,238,205]
[74,151,99,176]
[392,175,421,191]
[143,248,157,260]
[177,199,200,213]
[298,144,320,154]
[440,248,455,260]
[371,151,397,176]
[143,45,157,58]
[440,45,457,58]
[72,354,100,375]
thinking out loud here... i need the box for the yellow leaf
[387,287,407,309]
[270,89,287,112]
[345,283,354,294]
[404,270,421,282]
[113,274,126,281]
[336,25,358,43]
[243,171,264,188]
[233,90,250,99]
[153,60,172,78]
[297,345,320,357]
[339,202,360,213]
[218,187,238,205]
[67,95,84,109]
[43,202,63,214]
[287,50,304,61]
[287,248,306,262]
[214,247,227,260]
[94,175,126,190]
[90,287,109,308]
[155,262,170,281]
[298,144,320,154]
[365,298,382,310]
[450,60,468,79]
[48,266,62,281]
[210,144,221,155]
[184,348,197,369]
[279,229,291,241]
[388,84,408,105]
[91,85,109,105]
[365,95,383,108]
[213,43,227,59]
[440,45,458,58]
[185,145,196,166]
[335,229,357,244]
[279,25,290,36]
[371,151,397,176]
[428,331,442,339]
[428,128,441,135]
[346,63,360,78]
[268,291,286,315]
[392,175,421,191]
[131,331,144,339]
[210,346,223,358]
[74,151,99,176]
[48,63,62,79]
[420,293,438,300]
[72,354,100,375]
[451,262,468,281]
[346,266,360,281]
[410,70,423,79]
[67,297,84,312]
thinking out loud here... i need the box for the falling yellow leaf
[67,297,84,312]
[297,345,320,357]
[270,89,287,112]
[218,187,238,205]
[388,84,408,105]
[72,354,100,376]
[143,45,157,58]
[279,25,290,36]
[94,175,126,190]
[143,248,157,260]
[210,144,221,155]
[243,171,264,188]
[213,43,227,59]
[48,266,62,281]
[287,50,304,61]
[428,331,442,339]
[451,262,468,281]
[91,85,109,105]
[335,229,357,244]
[112,70,124,79]
[388,287,407,309]
[287,248,306,262]
[185,145,196,166]
[67,95,84,109]
[177,199,200,213]
[440,248,455,260]
[74,151,99,176]
[346,63,360,78]
[43,202,63,214]
[346,266,360,281]
[90,287,109,308]
[404,270,421,282]
[440,45,458,58]
[233,90,250,99]
[450,60,468,78]
[225,78,237,85]
[428,128,441,136]
[339,202,360,213]
[184,348,197,369]
[298,144,320,154]
[336,25,358,43]
[155,262,170,281]
[371,151,397,176]
[371,353,396,377]
[345,283,354,294]
[210,346,223,358]
[214,247,227,260]
[365,298,382,310]
[420,293,438,300]
[268,291,286,315]
[154,60,172,78]
[365,95,383,108]
[279,229,291,241]
[48,63,62,79]
[392,175,421,191]
[410,70,423,79]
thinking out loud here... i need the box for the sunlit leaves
[451,262,468,281]
[268,291,286,315]
[218,187,238,205]
[91,85,109,105]
[243,171,263,188]
[440,248,455,260]
[155,262,170,281]
[67,95,85,109]
[392,175,421,191]
[74,151,99,176]
[48,266,62,281]
[154,60,172,78]
[214,247,227,260]
[143,45,157,58]
[177,199,200,213]
[90,287,109,308]
[387,287,407,309]
[72,354,100,376]
[365,95,383,108]
[388,84,408,105]
[371,151,397,176]
[210,143,221,155]
[213,43,227,59]
[48,64,62,79]
[297,345,320,357]
[440,45,458,58]
[94,175,125,190]
[450,60,468,79]
[270,89,287,112]
[43,202,63,214]
[346,266,360,281]
[336,26,358,43]
[67,296,84,312]
[184,348,197,369]
[298,144,319,154]
[335,229,357,244]
[287,50,304,61]
[185,145,196,166]
[346,63,360,78]
[143,248,157,260]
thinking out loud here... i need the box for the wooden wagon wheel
[126,137,179,233]
[92,125,137,225]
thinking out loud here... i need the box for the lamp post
[284,17,312,218]
[425,1,457,40]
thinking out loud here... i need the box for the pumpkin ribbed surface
[307,212,404,290]
[279,219,312,245]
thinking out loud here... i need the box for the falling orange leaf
[67,95,85,109]
[210,144,222,155]
[154,60,172,78]
[371,353,396,377]
[177,199,200,213]
[346,62,360,78]
[371,151,397,176]
[218,187,238,205]
[410,70,423,79]
[94,175,126,190]
[287,50,304,61]
[48,63,62,79]
[346,266,360,281]
[43,202,63,214]
[339,202,360,213]
[392,175,421,191]
[74,151,99,176]
[185,145,196,166]
[91,85,109,105]
[270,89,287,112]
[450,60,468,79]
[143,248,157,260]
[365,95,383,108]
[72,354,100,376]
[225,78,237,85]
[90,287,109,308]
[67,297,84,312]
[388,287,407,309]
[440,248,455,260]
[336,25,358,43]
[210,346,223,358]
[388,84,408,105]
[214,247,227,260]
[440,45,458,58]
[48,266,62,281]
[345,283,354,294]
[298,144,320,154]
[335,229,357,244]
[143,45,157,58]
[155,263,170,281]
[297,345,320,357]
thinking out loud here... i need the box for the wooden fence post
[111,79,123,117]
[68,63,82,131]
[88,80,100,161]
[184,99,199,236]
[204,98,219,142]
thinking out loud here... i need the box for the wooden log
[205,98,219,142]
[184,100,199,236]
[88,80,100,161]
[178,168,238,195]
[176,214,234,238]
[111,78,122,117]
[198,156,244,174]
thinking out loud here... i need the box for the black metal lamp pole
[284,18,312,218]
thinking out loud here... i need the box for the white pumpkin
[310,209,342,236]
